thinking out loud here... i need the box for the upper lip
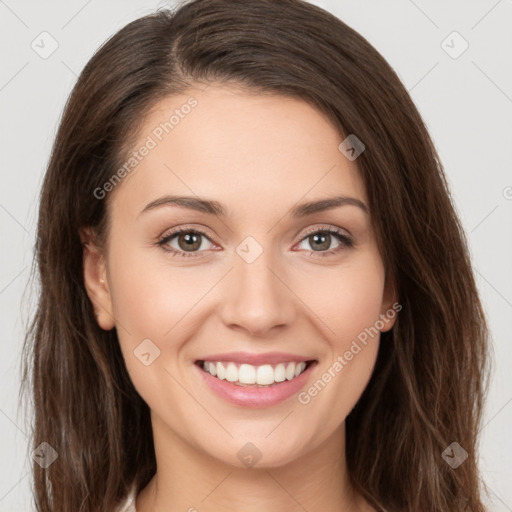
[196,351,316,366]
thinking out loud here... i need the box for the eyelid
[157,223,215,241]
[298,224,351,239]
[158,223,351,243]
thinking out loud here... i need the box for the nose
[218,247,296,337]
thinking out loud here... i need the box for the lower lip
[195,361,317,408]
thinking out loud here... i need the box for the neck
[135,412,371,512]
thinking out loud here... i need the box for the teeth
[239,363,256,384]
[202,361,308,386]
[216,362,226,380]
[225,362,239,382]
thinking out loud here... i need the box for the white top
[116,485,137,512]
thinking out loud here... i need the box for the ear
[379,271,400,333]
[80,227,116,331]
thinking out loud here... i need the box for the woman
[21,0,492,510]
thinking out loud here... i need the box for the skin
[83,83,397,512]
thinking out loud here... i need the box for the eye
[295,226,353,258]
[157,225,353,259]
[157,228,215,258]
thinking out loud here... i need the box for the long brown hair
[21,0,493,510]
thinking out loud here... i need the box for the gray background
[1,0,511,510]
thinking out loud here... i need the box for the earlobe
[80,228,116,331]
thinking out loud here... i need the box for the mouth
[194,359,318,387]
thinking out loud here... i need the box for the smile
[196,360,316,387]
[194,358,318,408]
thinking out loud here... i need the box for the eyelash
[156,225,354,259]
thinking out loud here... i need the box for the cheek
[333,272,385,345]
[294,261,385,432]
[108,237,386,353]
[299,251,386,347]
[107,245,212,339]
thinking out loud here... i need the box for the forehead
[110,84,368,221]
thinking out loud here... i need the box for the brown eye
[296,227,353,258]
[158,228,214,258]
[176,232,203,252]
[307,232,333,251]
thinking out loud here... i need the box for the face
[83,84,397,469]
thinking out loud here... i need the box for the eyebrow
[138,194,369,218]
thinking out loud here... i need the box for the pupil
[179,233,201,251]
[311,233,330,251]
